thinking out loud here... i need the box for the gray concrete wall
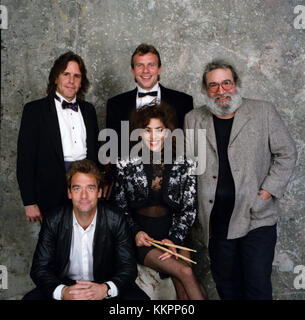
[0,0,304,300]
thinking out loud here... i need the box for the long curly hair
[46,51,90,100]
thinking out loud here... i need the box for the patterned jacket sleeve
[113,162,142,239]
[168,159,197,245]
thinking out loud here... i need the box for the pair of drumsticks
[148,240,197,264]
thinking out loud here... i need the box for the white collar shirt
[54,92,87,161]
[136,83,161,109]
[52,211,118,299]
[66,211,97,281]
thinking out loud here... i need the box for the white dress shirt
[54,92,87,161]
[136,83,161,109]
[53,211,118,300]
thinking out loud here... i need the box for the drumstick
[151,240,197,252]
[148,241,197,264]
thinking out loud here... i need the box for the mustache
[213,93,233,101]
[204,89,242,116]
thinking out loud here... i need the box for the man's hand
[62,281,108,300]
[24,204,42,223]
[135,231,154,247]
[158,239,177,261]
[258,189,271,200]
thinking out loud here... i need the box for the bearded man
[184,60,297,300]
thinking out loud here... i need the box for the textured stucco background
[0,0,304,300]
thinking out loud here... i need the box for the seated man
[23,159,149,300]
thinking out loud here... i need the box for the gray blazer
[184,98,297,247]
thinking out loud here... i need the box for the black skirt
[134,212,172,265]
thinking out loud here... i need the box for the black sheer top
[137,151,169,217]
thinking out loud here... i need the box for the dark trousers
[22,281,150,300]
[208,225,277,300]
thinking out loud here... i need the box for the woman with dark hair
[113,103,206,300]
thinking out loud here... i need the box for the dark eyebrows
[145,126,164,129]
[208,79,232,84]
[71,184,97,189]
[62,71,82,77]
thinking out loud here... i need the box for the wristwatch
[104,282,111,297]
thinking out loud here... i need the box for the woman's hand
[158,238,177,261]
[135,231,154,247]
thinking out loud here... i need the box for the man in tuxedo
[22,159,149,300]
[104,44,193,195]
[17,51,99,223]
[106,43,193,137]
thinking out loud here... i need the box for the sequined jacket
[113,156,197,245]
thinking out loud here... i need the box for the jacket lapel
[45,96,65,171]
[58,205,73,275]
[143,162,152,193]
[93,203,107,277]
[198,100,251,150]
[201,111,217,153]
[229,99,251,146]
[129,88,138,114]
[159,84,170,104]
[78,100,91,154]
[78,100,90,133]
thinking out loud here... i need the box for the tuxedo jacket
[30,203,138,299]
[106,84,193,155]
[17,96,99,213]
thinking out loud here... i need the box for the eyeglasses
[207,80,234,93]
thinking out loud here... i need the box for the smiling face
[68,172,102,217]
[206,68,236,107]
[204,67,244,118]
[55,61,82,101]
[142,118,168,152]
[131,53,162,90]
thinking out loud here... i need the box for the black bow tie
[61,100,78,112]
[55,95,78,112]
[138,91,158,98]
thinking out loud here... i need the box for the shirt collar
[137,82,159,93]
[72,210,97,230]
[55,91,77,104]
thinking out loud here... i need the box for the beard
[204,88,243,116]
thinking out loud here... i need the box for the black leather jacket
[30,202,137,299]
